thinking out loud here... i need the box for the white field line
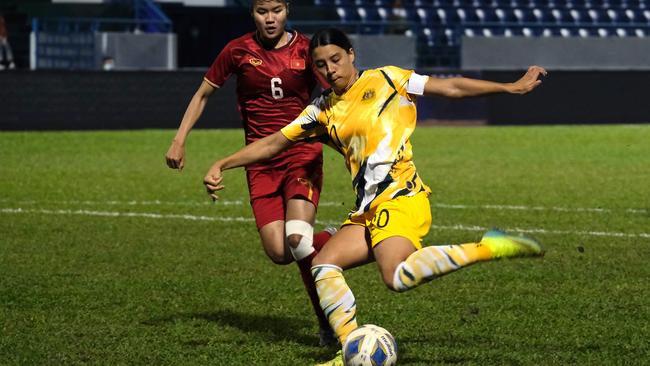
[2,207,650,239]
[0,198,646,214]
[0,207,253,222]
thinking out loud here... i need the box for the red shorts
[246,159,323,230]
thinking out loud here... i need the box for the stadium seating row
[411,25,647,47]
[315,0,650,66]
[317,0,648,8]
[340,6,650,24]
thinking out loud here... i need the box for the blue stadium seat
[521,26,535,36]
[513,8,536,22]
[540,27,554,36]
[586,9,603,23]
[622,9,638,23]
[550,8,571,23]
[605,8,622,23]
[416,7,433,24]
[532,8,554,22]
[495,7,518,22]
[615,27,628,36]
[569,8,590,23]
[455,7,480,23]
[357,7,384,33]
[475,7,499,22]
[358,6,381,21]
[434,8,451,24]
[334,0,354,6]
[441,27,456,46]
[336,6,361,22]
[421,27,436,47]
[596,27,610,36]
[377,6,391,21]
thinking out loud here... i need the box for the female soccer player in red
[165,0,335,345]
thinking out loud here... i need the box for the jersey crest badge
[249,58,263,66]
[362,89,376,101]
[290,58,306,70]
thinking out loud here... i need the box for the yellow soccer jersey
[281,66,431,218]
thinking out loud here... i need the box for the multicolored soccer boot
[480,229,544,259]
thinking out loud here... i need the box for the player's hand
[165,140,186,170]
[508,65,547,95]
[203,163,225,201]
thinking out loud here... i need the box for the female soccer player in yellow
[203,28,547,366]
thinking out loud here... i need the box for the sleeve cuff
[406,72,429,95]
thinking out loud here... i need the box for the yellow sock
[393,242,491,292]
[311,264,358,344]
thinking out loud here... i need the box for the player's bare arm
[165,80,218,170]
[203,131,293,200]
[422,65,547,98]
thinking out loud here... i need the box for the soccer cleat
[480,229,544,259]
[314,350,343,366]
[319,326,338,347]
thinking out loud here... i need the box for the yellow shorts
[342,191,432,249]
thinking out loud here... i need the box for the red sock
[297,251,329,329]
[313,230,334,251]
[295,230,334,330]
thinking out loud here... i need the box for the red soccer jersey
[204,30,323,170]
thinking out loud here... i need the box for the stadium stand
[28,0,171,69]
[310,0,650,66]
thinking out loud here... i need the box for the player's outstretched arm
[203,131,293,200]
[422,65,547,98]
[165,80,217,171]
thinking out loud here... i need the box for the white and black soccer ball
[342,324,398,366]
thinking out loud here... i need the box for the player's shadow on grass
[142,309,320,347]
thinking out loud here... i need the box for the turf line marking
[0,199,646,214]
[0,207,253,222]
[3,207,649,239]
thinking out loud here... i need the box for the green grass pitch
[1,125,649,365]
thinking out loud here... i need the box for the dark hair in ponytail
[309,28,353,54]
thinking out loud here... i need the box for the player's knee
[382,267,408,292]
[261,239,292,265]
[285,220,315,261]
[286,233,303,249]
[267,253,292,265]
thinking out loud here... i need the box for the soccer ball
[342,324,398,366]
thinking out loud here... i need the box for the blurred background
[1,0,649,129]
